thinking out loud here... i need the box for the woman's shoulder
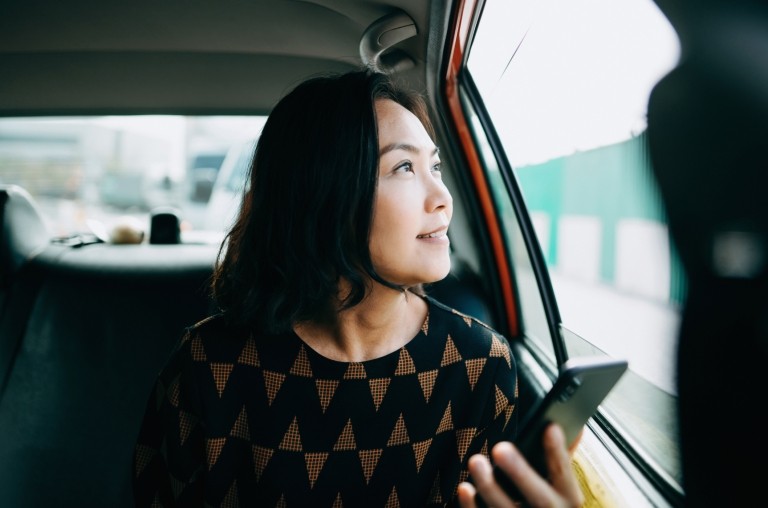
[424,295,513,360]
[186,312,228,337]
[425,294,500,334]
[174,313,255,363]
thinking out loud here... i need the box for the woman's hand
[457,423,585,508]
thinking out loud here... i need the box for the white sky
[468,0,681,166]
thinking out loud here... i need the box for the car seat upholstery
[0,185,51,400]
[0,185,50,288]
[0,187,219,506]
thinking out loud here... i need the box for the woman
[133,69,583,507]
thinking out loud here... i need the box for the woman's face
[369,99,453,287]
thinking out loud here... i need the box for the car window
[204,138,257,232]
[0,116,266,240]
[464,101,556,362]
[466,0,684,497]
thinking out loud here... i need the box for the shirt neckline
[289,294,433,368]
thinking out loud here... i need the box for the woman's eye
[431,162,442,173]
[394,161,414,173]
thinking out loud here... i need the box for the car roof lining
[0,0,436,116]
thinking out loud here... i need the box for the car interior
[2,0,764,506]
[0,1,509,505]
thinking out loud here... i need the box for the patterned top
[133,296,518,507]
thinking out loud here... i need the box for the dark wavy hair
[211,69,434,333]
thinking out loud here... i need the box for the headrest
[0,185,51,288]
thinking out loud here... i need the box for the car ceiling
[0,0,449,116]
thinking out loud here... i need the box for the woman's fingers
[465,453,521,508]
[491,441,557,507]
[462,424,584,508]
[488,424,584,508]
[457,480,478,508]
[543,424,585,506]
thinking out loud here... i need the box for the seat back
[0,184,51,396]
[0,187,218,507]
[0,184,50,298]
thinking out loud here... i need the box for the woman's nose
[425,176,452,214]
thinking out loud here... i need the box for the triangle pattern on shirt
[440,336,462,366]
[385,486,399,508]
[263,370,286,406]
[305,452,329,488]
[456,427,476,461]
[332,493,343,507]
[494,385,508,419]
[134,444,155,478]
[451,308,473,328]
[394,349,416,375]
[179,329,193,345]
[276,494,287,507]
[465,358,486,390]
[179,410,196,446]
[191,336,207,361]
[428,472,443,504]
[221,480,238,506]
[359,449,382,484]
[168,375,180,407]
[412,438,432,473]
[170,474,185,501]
[316,379,339,413]
[210,362,234,398]
[417,369,438,403]
[230,406,250,440]
[489,334,511,369]
[387,413,410,446]
[333,419,357,450]
[237,336,259,367]
[134,299,519,507]
[455,470,470,497]
[343,362,367,379]
[280,416,303,451]
[290,345,313,377]
[252,444,274,480]
[207,437,226,470]
[504,405,515,431]
[368,377,390,411]
[436,401,453,434]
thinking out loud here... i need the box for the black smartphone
[477,355,628,504]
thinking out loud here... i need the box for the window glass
[464,97,555,358]
[0,116,266,241]
[467,0,683,490]
[203,138,257,232]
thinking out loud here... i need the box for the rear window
[0,116,267,241]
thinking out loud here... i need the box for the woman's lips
[416,227,449,243]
